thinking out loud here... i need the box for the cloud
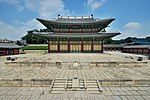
[0,0,26,11]
[0,0,71,40]
[26,0,70,18]
[85,0,106,11]
[0,19,45,40]
[105,27,112,32]
[0,21,25,40]
[0,0,70,18]
[124,22,141,30]
[113,22,142,40]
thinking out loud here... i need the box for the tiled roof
[55,18,96,23]
[36,18,115,24]
[123,45,150,49]
[54,18,115,24]
[104,44,126,48]
[0,42,23,49]
[32,32,120,38]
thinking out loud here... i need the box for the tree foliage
[146,36,150,41]
[104,36,150,44]
[21,29,48,44]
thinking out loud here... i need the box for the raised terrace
[0,52,150,99]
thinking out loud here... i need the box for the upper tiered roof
[36,15,115,32]
[33,15,121,39]
[37,16,115,24]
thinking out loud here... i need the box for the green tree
[146,36,150,41]
[21,29,48,44]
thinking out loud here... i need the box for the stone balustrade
[0,78,150,87]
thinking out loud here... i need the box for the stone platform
[0,52,150,99]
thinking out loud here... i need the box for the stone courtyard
[0,52,150,100]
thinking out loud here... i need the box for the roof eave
[36,18,115,26]
[0,46,23,49]
[32,32,120,39]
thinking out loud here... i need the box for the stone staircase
[49,78,102,94]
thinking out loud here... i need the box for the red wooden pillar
[101,40,103,53]
[68,38,70,52]
[81,38,83,52]
[58,40,60,53]
[48,41,50,53]
[4,49,7,55]
[3,50,5,55]
[91,38,94,53]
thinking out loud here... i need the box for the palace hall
[33,15,120,53]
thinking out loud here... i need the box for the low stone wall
[5,61,148,67]
[0,79,53,87]
[5,62,56,67]
[0,78,150,87]
[90,62,148,67]
[99,79,150,86]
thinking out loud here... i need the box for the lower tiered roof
[32,32,120,39]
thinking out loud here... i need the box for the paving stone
[143,96,150,100]
[118,90,127,95]
[0,90,8,95]
[6,90,19,95]
[0,95,6,100]
[125,91,133,95]
[133,96,145,100]
[111,91,121,95]
[102,91,113,95]
[137,90,149,95]
[0,53,150,99]
[112,96,122,100]
[9,94,22,100]
[17,95,31,100]
[105,96,114,100]
[130,91,140,95]
[29,95,41,100]
[2,95,14,100]
[126,96,136,100]
[1,53,150,81]
[120,96,128,100]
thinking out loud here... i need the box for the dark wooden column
[81,25,83,33]
[81,38,84,52]
[58,25,60,33]
[91,25,92,33]
[68,38,70,52]
[68,25,70,33]
[142,48,144,54]
[101,40,103,53]
[12,49,14,55]
[48,41,50,53]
